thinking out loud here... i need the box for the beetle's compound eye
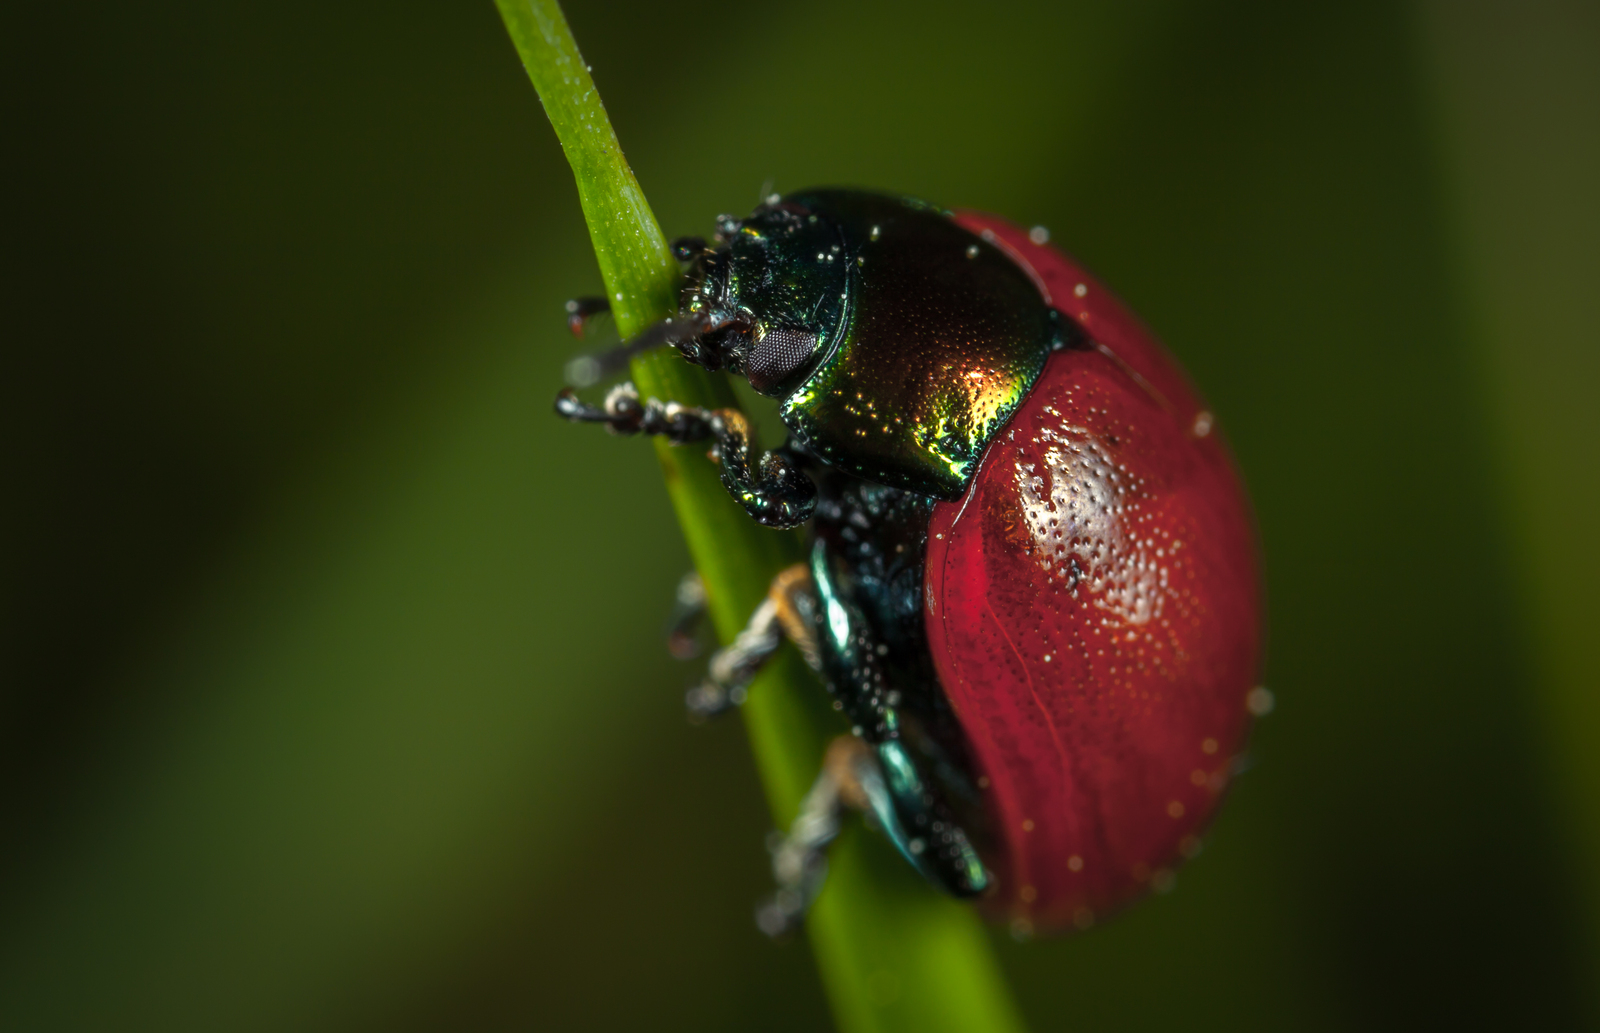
[745,323,819,396]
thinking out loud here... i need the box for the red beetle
[558,190,1262,936]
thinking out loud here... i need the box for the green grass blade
[493,3,1028,1030]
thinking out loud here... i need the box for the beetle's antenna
[564,312,713,387]
[564,345,630,388]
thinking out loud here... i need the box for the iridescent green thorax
[768,191,1056,500]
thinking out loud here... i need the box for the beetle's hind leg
[756,735,990,937]
[757,736,873,936]
[685,564,820,721]
[804,542,991,901]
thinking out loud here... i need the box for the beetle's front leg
[555,385,817,528]
[707,409,816,529]
[555,382,718,444]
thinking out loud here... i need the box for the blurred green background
[6,0,1597,1029]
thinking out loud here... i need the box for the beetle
[556,189,1261,937]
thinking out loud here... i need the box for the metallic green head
[677,189,1057,500]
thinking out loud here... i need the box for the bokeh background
[6,0,1598,1029]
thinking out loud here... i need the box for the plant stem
[494,3,1027,1030]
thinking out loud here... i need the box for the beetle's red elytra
[926,213,1260,935]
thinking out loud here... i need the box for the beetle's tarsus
[564,295,611,338]
[686,595,779,721]
[684,564,816,722]
[554,383,717,445]
[556,386,817,527]
[756,736,875,937]
[665,571,708,660]
[710,410,817,529]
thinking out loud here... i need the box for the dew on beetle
[1029,225,1050,245]
[1192,410,1214,437]
[1247,686,1275,716]
[1074,282,1088,298]
[966,244,980,259]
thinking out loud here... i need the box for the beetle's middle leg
[685,564,819,721]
